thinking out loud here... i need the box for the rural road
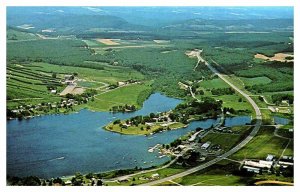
[139,50,262,186]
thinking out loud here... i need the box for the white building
[266,154,274,161]
[151,173,160,178]
[51,90,57,94]
[201,141,211,150]
[243,165,260,173]
[244,160,273,169]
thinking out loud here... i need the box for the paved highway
[139,52,262,186]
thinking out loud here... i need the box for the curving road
[139,51,262,186]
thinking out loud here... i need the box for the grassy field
[29,62,144,84]
[7,63,65,108]
[199,78,230,89]
[170,160,246,186]
[7,62,145,110]
[213,94,253,113]
[230,126,291,160]
[201,126,252,152]
[240,76,272,87]
[7,28,40,41]
[87,83,152,111]
[282,140,294,156]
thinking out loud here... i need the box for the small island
[104,97,222,135]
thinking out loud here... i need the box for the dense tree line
[271,94,293,105]
[211,87,235,96]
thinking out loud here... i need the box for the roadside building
[242,165,260,173]
[201,141,211,150]
[278,161,294,167]
[282,156,294,161]
[281,100,289,106]
[244,160,273,169]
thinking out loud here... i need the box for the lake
[7,93,251,178]
[273,116,291,125]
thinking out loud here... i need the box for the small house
[266,154,274,161]
[151,173,160,179]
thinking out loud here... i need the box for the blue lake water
[273,116,291,125]
[7,93,251,178]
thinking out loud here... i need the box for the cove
[7,93,251,178]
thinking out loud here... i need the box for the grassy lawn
[87,83,152,111]
[230,126,290,160]
[77,80,105,88]
[106,166,186,186]
[175,174,245,186]
[171,160,246,186]
[154,181,179,186]
[240,76,272,87]
[282,140,293,156]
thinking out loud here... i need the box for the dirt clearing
[96,39,120,45]
[60,85,85,96]
[255,53,294,62]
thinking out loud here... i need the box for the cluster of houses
[120,112,174,130]
[161,132,218,159]
[242,154,294,174]
[117,79,139,87]
[117,173,160,184]
[48,74,76,95]
[8,97,92,119]
[62,74,76,85]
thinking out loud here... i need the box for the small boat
[143,161,147,164]
[148,148,154,153]
[56,156,65,160]
[158,155,166,159]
